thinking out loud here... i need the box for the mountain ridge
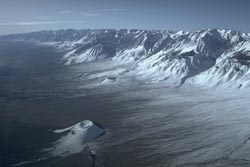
[1,28,250,89]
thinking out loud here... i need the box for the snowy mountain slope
[133,29,250,85]
[1,28,250,88]
[49,120,105,157]
[188,41,250,88]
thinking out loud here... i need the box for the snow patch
[48,120,105,157]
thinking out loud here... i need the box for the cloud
[0,21,85,26]
[32,16,55,19]
[0,21,58,26]
[58,9,126,17]
[80,12,101,17]
[98,8,128,12]
[59,10,101,17]
[18,16,55,20]
[65,21,85,23]
[59,10,71,14]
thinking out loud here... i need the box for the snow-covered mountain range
[1,28,250,89]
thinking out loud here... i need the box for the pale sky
[0,0,250,35]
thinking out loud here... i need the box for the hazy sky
[0,0,250,35]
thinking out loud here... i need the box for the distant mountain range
[1,28,250,89]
